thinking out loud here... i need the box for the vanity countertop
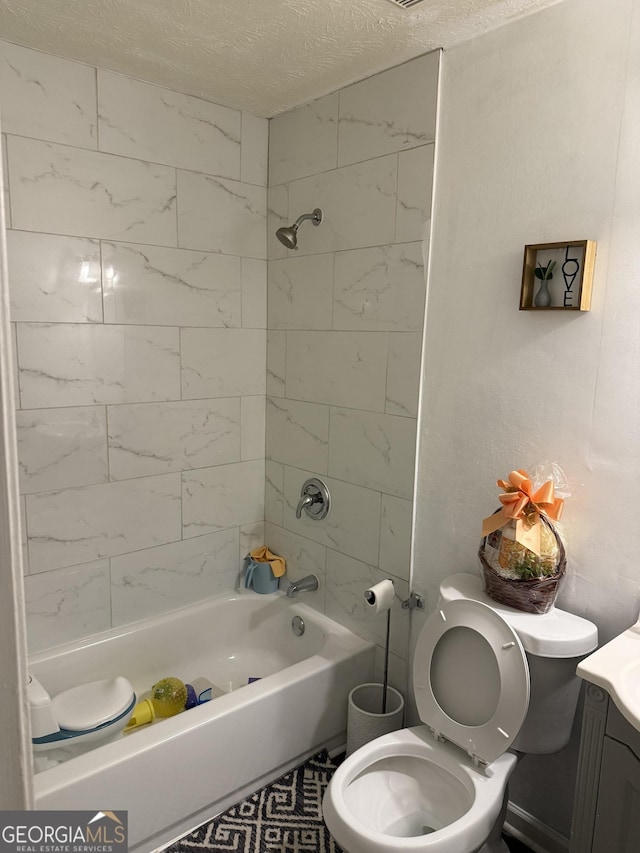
[577,617,640,734]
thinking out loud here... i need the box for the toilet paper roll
[364,578,395,614]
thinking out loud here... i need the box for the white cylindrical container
[346,682,404,756]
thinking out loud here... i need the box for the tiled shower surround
[265,52,438,687]
[1,41,438,683]
[1,40,268,651]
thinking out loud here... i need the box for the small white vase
[534,278,552,307]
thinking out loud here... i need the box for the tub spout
[286,574,319,597]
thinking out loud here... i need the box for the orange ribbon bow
[481,469,564,556]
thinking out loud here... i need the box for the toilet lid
[413,599,530,764]
[52,677,135,731]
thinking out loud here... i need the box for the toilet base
[479,840,510,853]
[477,784,510,853]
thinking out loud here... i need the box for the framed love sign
[519,240,596,311]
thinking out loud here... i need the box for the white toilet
[323,572,598,853]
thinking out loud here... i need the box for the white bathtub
[30,589,375,852]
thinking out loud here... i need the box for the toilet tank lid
[439,574,598,658]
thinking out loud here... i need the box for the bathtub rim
[28,587,346,669]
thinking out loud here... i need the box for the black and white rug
[163,750,342,852]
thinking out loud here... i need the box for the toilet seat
[414,598,530,764]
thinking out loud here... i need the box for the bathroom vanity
[570,623,640,853]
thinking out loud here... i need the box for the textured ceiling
[0,0,562,117]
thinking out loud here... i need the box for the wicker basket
[479,516,566,614]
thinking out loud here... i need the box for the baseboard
[505,802,570,853]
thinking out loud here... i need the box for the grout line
[98,239,105,324]
[240,257,244,328]
[103,404,111,483]
[15,380,415,421]
[2,225,269,260]
[383,329,391,415]
[239,110,244,184]
[106,556,114,628]
[2,128,259,185]
[393,151,400,243]
[3,132,14,229]
[272,457,413,509]
[330,250,337,331]
[376,471,384,570]
[335,89,341,170]
[174,166,180,247]
[3,219,420,259]
[11,323,22,411]
[25,523,245,580]
[267,141,433,190]
[94,66,100,151]
[266,391,417,420]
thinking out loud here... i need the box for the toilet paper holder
[361,585,423,715]
[401,592,425,611]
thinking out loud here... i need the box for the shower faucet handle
[295,477,330,521]
[295,493,318,518]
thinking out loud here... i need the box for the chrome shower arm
[293,209,322,228]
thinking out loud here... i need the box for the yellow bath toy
[152,677,188,717]
[124,677,187,731]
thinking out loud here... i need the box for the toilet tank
[439,574,598,754]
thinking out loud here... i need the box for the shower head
[276,208,323,250]
[275,224,299,251]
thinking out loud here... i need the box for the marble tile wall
[266,51,439,690]
[0,40,268,652]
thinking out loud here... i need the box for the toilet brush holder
[346,682,405,756]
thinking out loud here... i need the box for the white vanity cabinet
[570,682,640,853]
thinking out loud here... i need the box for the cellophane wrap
[478,464,568,614]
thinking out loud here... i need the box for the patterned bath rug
[162,749,342,853]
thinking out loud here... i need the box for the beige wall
[414,0,640,837]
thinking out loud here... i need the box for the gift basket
[479,465,568,614]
